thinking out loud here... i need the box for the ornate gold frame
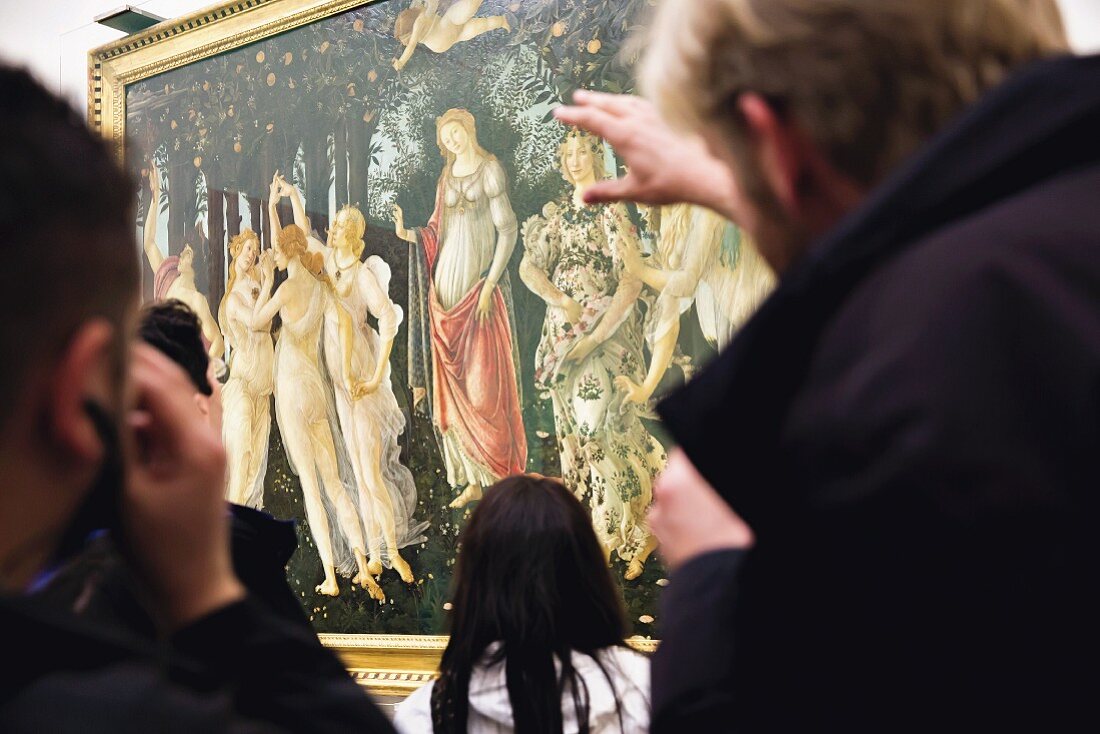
[89,0,657,694]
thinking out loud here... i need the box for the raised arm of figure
[392,205,418,244]
[268,175,283,237]
[143,165,165,273]
[278,173,316,240]
[193,296,225,361]
[249,251,282,331]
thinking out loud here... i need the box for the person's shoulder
[600,644,650,677]
[481,157,510,191]
[392,680,434,734]
[3,660,225,732]
[874,164,1100,312]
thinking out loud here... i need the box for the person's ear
[48,319,117,464]
[193,393,210,418]
[738,93,805,215]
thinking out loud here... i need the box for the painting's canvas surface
[125,0,773,637]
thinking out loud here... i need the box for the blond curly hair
[641,0,1068,188]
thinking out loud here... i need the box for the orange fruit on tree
[255,51,265,63]
[587,38,602,54]
[193,156,202,168]
[551,22,566,37]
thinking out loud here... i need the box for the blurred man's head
[0,65,138,590]
[138,300,222,433]
[641,0,1068,271]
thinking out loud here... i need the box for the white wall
[0,0,215,111]
[1,0,1098,116]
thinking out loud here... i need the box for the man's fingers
[130,345,215,460]
[553,105,628,146]
[583,175,640,205]
[573,89,653,118]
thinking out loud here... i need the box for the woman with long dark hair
[394,475,650,733]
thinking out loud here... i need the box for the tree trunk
[225,189,241,239]
[247,195,264,249]
[334,115,349,210]
[306,131,331,238]
[206,175,226,313]
[347,114,369,213]
[166,151,198,256]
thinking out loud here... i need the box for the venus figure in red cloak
[393,108,527,509]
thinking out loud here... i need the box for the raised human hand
[648,449,755,571]
[391,204,405,231]
[259,250,275,281]
[149,163,161,197]
[269,171,283,200]
[277,173,295,198]
[553,91,741,218]
[123,345,243,629]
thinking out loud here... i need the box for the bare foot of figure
[391,552,415,584]
[367,556,383,577]
[316,577,340,596]
[449,483,483,509]
[624,534,659,580]
[355,569,386,601]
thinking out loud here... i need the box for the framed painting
[90,0,772,695]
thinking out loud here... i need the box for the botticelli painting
[92,0,772,688]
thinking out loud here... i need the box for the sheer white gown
[222,274,274,509]
[273,277,367,579]
[322,252,427,565]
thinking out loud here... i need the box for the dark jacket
[0,594,394,733]
[31,504,310,637]
[1,508,394,732]
[653,53,1100,731]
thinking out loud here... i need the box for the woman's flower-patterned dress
[524,199,666,563]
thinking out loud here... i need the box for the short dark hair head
[432,475,628,733]
[137,300,212,396]
[0,65,138,418]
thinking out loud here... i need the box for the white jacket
[393,645,650,734]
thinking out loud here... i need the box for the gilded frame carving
[89,0,657,694]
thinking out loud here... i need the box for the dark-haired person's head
[641,0,1069,273]
[432,475,628,734]
[137,300,222,432]
[0,65,138,592]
